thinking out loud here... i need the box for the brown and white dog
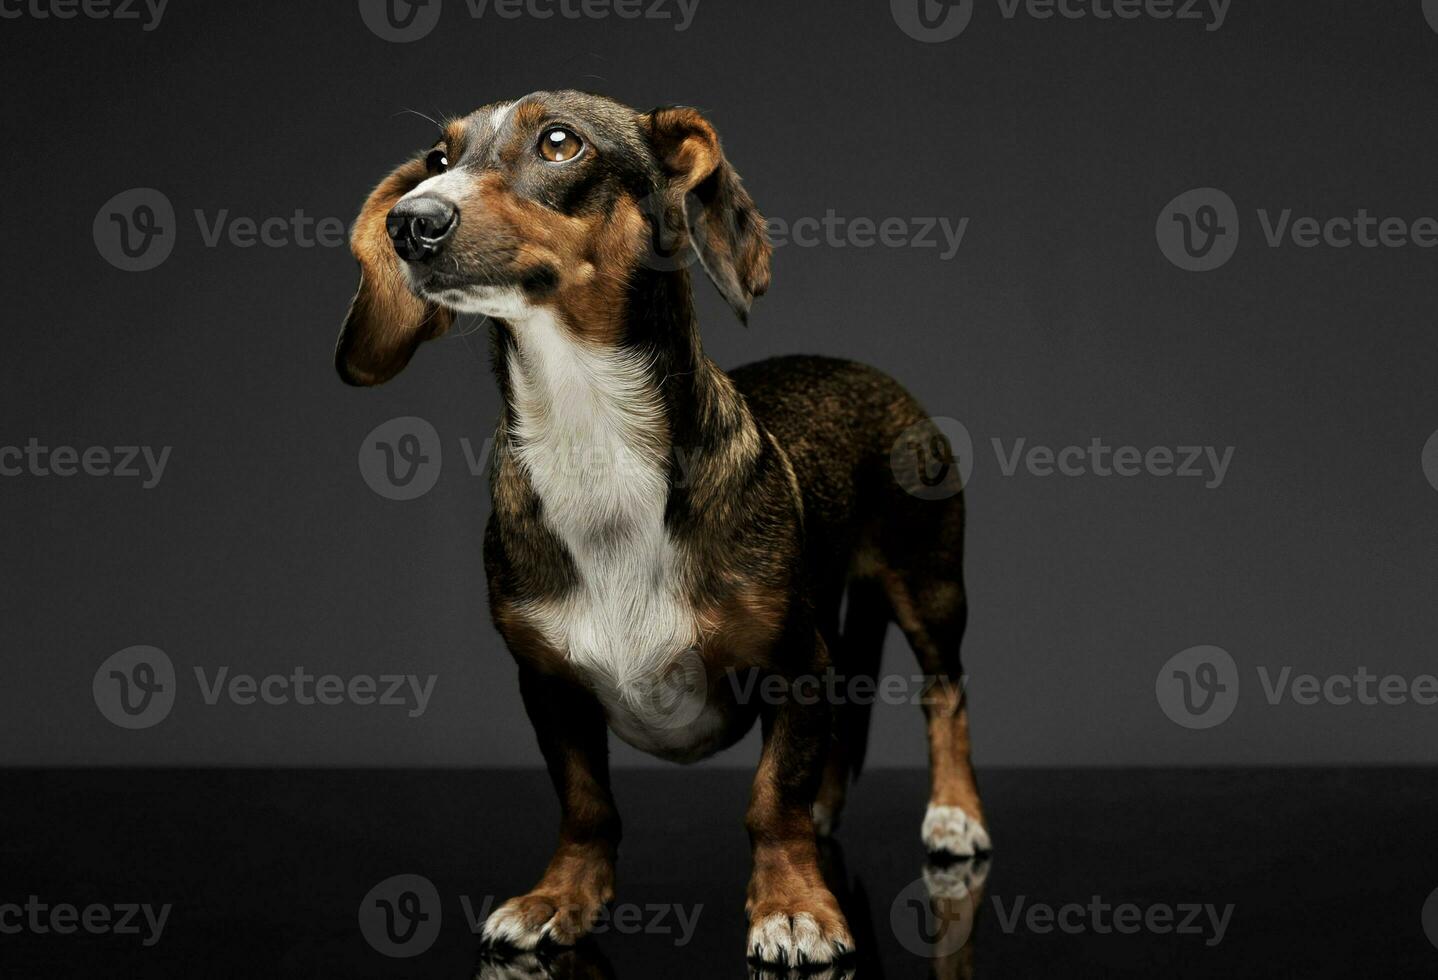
[335,90,989,968]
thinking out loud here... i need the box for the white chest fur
[505,311,717,756]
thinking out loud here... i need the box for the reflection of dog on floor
[337,90,990,968]
[473,941,616,980]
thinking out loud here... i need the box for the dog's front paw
[746,900,853,968]
[921,804,992,858]
[481,892,604,950]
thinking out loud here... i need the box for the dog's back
[729,354,965,613]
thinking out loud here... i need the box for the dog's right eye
[425,148,449,175]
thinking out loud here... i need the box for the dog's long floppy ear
[335,157,453,386]
[640,107,772,323]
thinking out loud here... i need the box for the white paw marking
[747,912,850,967]
[921,804,992,857]
[812,802,838,837]
[481,902,555,950]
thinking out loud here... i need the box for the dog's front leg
[744,632,855,968]
[482,666,619,950]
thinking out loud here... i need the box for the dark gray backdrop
[3,0,1437,767]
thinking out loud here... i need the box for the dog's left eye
[425,148,449,174]
[538,127,584,163]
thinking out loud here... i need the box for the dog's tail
[837,578,891,781]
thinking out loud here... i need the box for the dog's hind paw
[922,853,992,900]
[921,804,992,858]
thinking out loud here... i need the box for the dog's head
[335,91,771,386]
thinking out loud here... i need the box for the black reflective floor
[3,768,1436,977]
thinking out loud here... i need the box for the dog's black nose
[386,196,458,262]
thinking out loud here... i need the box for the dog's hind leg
[888,567,990,857]
[878,495,990,858]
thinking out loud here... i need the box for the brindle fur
[336,91,987,968]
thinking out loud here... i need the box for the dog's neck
[489,268,757,508]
